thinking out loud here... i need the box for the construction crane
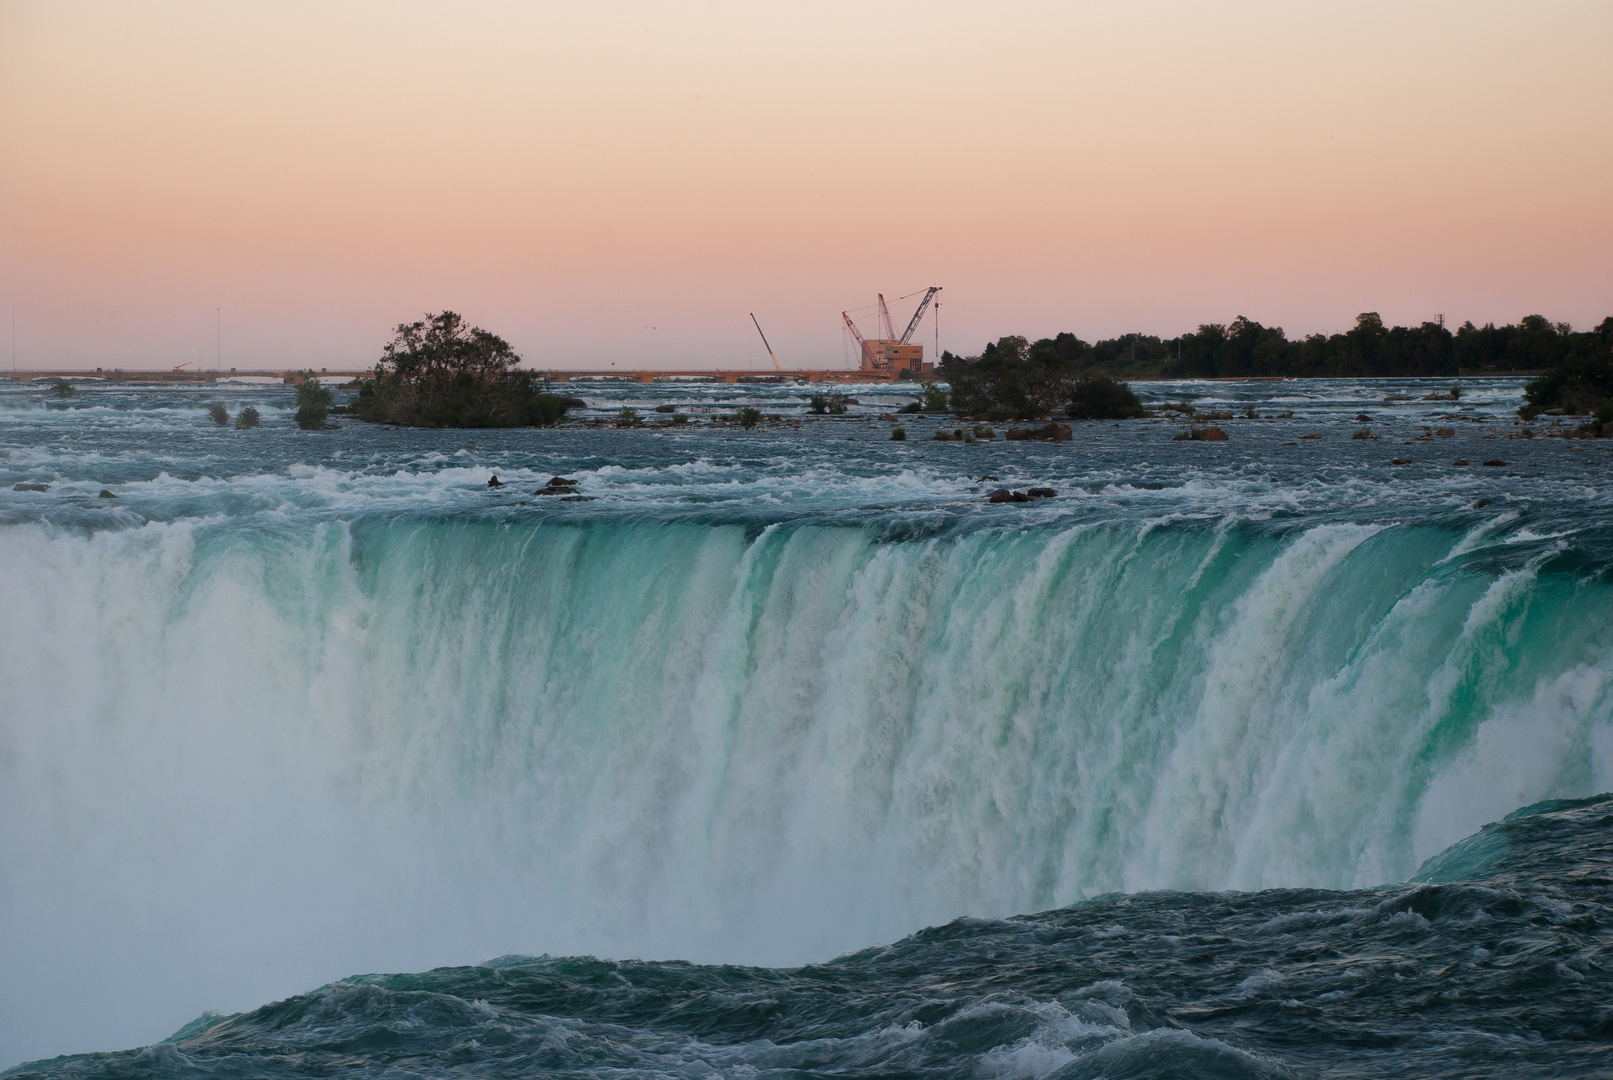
[173,361,191,372]
[877,294,896,340]
[749,313,782,372]
[841,310,866,350]
[898,287,941,344]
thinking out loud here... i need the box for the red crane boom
[841,310,866,349]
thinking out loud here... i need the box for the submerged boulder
[535,476,580,496]
[1004,423,1071,442]
[987,488,1054,504]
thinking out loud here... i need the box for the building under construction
[843,287,940,374]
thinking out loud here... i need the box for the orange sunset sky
[1,0,1609,371]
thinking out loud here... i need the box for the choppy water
[2,376,1610,1077]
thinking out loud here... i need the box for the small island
[349,311,576,428]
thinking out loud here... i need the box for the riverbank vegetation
[351,312,575,427]
[1521,334,1613,434]
[940,335,1143,421]
[945,313,1613,383]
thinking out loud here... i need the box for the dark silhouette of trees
[353,311,574,428]
[950,312,1610,383]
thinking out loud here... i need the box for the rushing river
[2,376,1609,1077]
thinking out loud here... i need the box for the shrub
[208,402,230,425]
[941,335,1075,418]
[1068,371,1145,419]
[295,372,332,430]
[735,406,762,428]
[890,426,906,440]
[1351,427,1372,440]
[921,383,950,413]
[896,401,922,414]
[616,406,644,428]
[809,393,848,415]
[49,379,75,398]
[235,406,261,429]
[1521,346,1612,420]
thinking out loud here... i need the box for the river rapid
[2,376,1609,1077]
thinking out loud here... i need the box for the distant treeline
[944,313,1613,381]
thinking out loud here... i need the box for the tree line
[945,313,1613,382]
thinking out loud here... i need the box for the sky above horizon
[1,1,1609,371]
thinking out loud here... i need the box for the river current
[1,376,1609,1077]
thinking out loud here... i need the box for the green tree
[295,373,332,429]
[353,311,574,427]
[1068,372,1144,419]
[941,334,1079,419]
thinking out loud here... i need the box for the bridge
[1,367,917,385]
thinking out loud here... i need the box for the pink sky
[2,0,1609,370]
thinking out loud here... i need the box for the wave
[12,794,1612,1079]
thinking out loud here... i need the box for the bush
[896,401,922,414]
[735,406,762,428]
[809,393,848,415]
[890,426,906,440]
[352,311,574,428]
[295,372,332,430]
[921,383,950,413]
[1521,345,1612,420]
[208,402,230,425]
[49,379,75,398]
[616,406,644,428]
[1068,372,1144,419]
[235,406,261,429]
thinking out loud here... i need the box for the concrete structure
[860,340,929,374]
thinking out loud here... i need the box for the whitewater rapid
[2,376,1610,1067]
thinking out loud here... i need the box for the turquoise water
[2,377,1610,1075]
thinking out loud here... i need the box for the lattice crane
[877,294,896,340]
[749,313,782,372]
[899,287,941,344]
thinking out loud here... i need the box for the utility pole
[934,301,940,364]
[216,307,221,372]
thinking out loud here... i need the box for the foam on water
[2,377,1611,1069]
